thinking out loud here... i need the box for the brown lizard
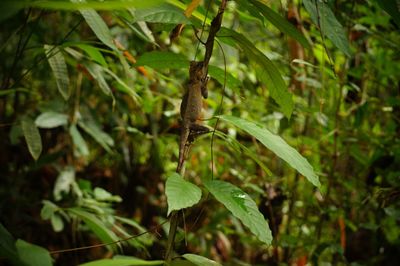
[177,61,209,172]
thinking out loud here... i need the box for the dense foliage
[0,0,399,265]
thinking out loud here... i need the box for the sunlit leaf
[44,45,70,100]
[218,28,293,118]
[165,173,202,215]
[72,43,108,67]
[21,117,42,160]
[219,115,320,187]
[54,167,76,201]
[204,180,272,245]
[1,0,166,12]
[135,51,189,70]
[35,112,68,128]
[183,254,222,266]
[51,214,64,232]
[79,257,164,266]
[16,239,52,266]
[303,0,351,56]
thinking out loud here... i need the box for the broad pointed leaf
[165,173,202,215]
[219,115,320,187]
[35,112,68,128]
[16,239,52,266]
[204,180,272,245]
[134,4,190,24]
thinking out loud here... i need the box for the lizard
[177,61,209,172]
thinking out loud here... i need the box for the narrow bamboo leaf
[71,0,116,50]
[80,258,164,266]
[35,112,68,128]
[78,119,114,153]
[1,1,166,12]
[68,208,119,250]
[73,44,108,67]
[218,28,293,118]
[85,63,112,95]
[44,45,70,100]
[134,3,190,24]
[249,0,310,49]
[16,239,52,266]
[374,0,400,27]
[135,51,189,70]
[219,115,320,187]
[204,180,272,245]
[21,117,42,160]
[165,173,202,215]
[69,124,90,157]
[303,0,351,56]
[183,254,222,266]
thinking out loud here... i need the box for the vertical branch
[165,0,228,263]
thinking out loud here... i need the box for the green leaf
[80,258,164,266]
[218,28,293,118]
[40,200,59,220]
[44,45,70,100]
[54,167,76,201]
[182,254,222,266]
[68,208,119,250]
[78,119,114,153]
[248,0,310,49]
[135,51,189,70]
[16,239,52,266]
[51,214,64,232]
[374,0,400,27]
[204,180,272,245]
[134,3,189,24]
[85,63,112,96]
[69,124,90,157]
[219,115,320,187]
[21,117,42,160]
[72,44,108,67]
[208,65,241,92]
[72,0,116,50]
[35,112,68,128]
[303,0,351,56]
[165,173,202,215]
[0,1,166,12]
[0,223,20,265]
